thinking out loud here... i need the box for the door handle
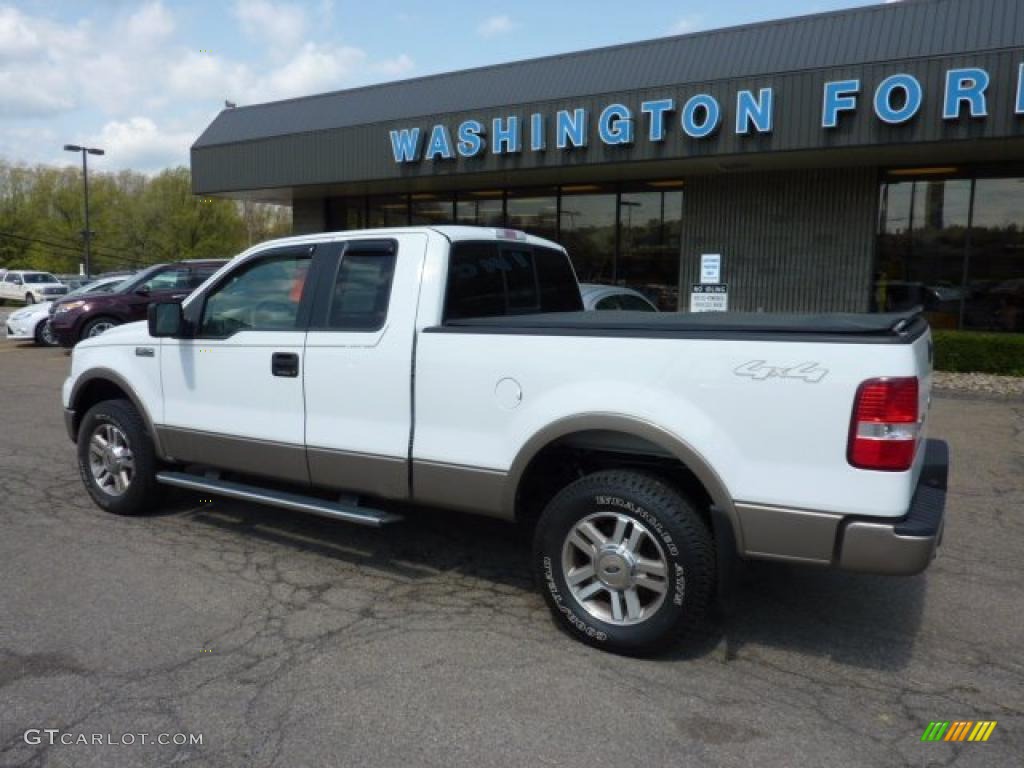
[271,352,299,378]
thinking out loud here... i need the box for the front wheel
[533,470,714,655]
[80,316,120,341]
[77,399,160,515]
[24,293,35,305]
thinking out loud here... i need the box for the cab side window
[199,253,311,337]
[140,268,191,293]
[327,248,397,331]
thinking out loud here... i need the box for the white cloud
[0,6,43,60]
[234,0,307,51]
[477,15,518,38]
[373,53,415,79]
[123,2,175,45]
[88,117,194,173]
[670,15,703,35]
[0,2,418,171]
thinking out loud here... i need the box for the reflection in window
[456,193,504,227]
[560,190,616,286]
[410,194,455,225]
[618,188,683,310]
[367,195,409,228]
[966,179,1024,332]
[506,188,557,241]
[875,179,970,329]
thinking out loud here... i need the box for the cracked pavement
[0,323,1021,767]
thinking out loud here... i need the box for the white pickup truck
[62,226,948,654]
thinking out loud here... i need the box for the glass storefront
[876,173,1024,332]
[506,188,558,242]
[326,182,684,309]
[559,187,616,287]
[410,194,455,225]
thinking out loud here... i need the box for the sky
[0,0,898,173]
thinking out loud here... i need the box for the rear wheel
[81,316,120,341]
[533,469,714,655]
[77,399,160,516]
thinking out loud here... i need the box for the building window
[410,193,455,225]
[559,187,616,286]
[367,195,409,227]
[618,186,683,310]
[875,179,970,329]
[456,191,504,227]
[506,188,558,241]
[966,179,1024,332]
[876,173,1024,332]
[327,196,365,230]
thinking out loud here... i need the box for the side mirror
[148,302,184,338]
[135,286,150,296]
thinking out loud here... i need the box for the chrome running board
[156,471,403,527]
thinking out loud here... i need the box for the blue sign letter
[822,80,860,128]
[556,108,588,149]
[531,113,546,151]
[457,120,485,157]
[389,128,421,163]
[873,74,922,124]
[641,99,673,141]
[492,116,522,154]
[681,94,721,139]
[736,88,773,134]
[944,68,990,120]
[425,124,454,160]
[598,104,634,145]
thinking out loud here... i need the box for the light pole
[63,144,104,277]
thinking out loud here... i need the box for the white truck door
[158,245,315,483]
[302,233,427,500]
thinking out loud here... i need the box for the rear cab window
[443,241,582,322]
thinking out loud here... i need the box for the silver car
[5,276,129,346]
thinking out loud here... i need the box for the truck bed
[435,308,926,343]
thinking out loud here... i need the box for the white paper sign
[700,253,721,284]
[690,283,728,312]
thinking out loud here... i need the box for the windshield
[69,278,127,297]
[23,273,59,284]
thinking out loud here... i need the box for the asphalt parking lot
[1,309,1022,767]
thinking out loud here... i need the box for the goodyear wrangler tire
[533,470,714,655]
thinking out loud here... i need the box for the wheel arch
[69,368,165,458]
[505,413,743,552]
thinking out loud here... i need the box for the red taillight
[848,377,920,471]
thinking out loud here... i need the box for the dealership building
[192,0,1024,330]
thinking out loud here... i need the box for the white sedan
[579,283,659,311]
[4,276,128,346]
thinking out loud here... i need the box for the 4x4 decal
[734,360,829,383]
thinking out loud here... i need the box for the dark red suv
[50,259,226,347]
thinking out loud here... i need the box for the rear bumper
[836,439,948,575]
[734,438,949,576]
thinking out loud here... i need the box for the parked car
[0,270,69,304]
[580,283,658,311]
[50,259,226,347]
[5,276,130,346]
[62,227,946,655]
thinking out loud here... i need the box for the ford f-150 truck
[62,226,948,654]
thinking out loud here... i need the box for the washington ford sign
[390,65,1024,163]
